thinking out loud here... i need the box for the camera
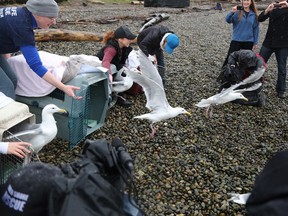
[274,3,281,7]
[237,6,244,10]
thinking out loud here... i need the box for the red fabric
[102,46,117,74]
[125,83,143,95]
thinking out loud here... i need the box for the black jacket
[246,150,288,216]
[137,25,173,56]
[96,39,132,70]
[258,8,288,48]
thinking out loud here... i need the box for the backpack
[48,159,126,216]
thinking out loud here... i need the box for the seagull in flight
[7,104,67,164]
[126,50,191,138]
[196,66,265,117]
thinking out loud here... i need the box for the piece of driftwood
[139,13,170,32]
[34,29,103,42]
[34,29,138,43]
[131,1,144,5]
[34,13,169,42]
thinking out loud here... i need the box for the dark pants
[0,55,17,99]
[222,40,254,68]
[260,45,288,94]
[155,50,166,85]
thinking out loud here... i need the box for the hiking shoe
[116,95,132,107]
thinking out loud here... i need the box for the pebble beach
[35,1,288,215]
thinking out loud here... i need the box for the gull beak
[185,112,192,116]
[59,109,67,114]
[243,97,249,101]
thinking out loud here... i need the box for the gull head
[173,107,191,117]
[234,93,248,101]
[42,104,67,115]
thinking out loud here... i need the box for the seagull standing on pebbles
[8,104,67,164]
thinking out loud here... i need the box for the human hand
[7,142,31,158]
[265,3,277,13]
[252,44,258,51]
[63,85,82,100]
[279,0,288,8]
[231,5,237,13]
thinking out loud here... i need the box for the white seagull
[196,66,265,117]
[126,50,191,138]
[7,104,67,164]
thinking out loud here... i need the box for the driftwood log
[34,13,169,42]
[34,29,138,43]
[34,29,104,42]
[139,13,170,32]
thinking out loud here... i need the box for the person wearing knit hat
[0,0,81,101]
[137,25,179,86]
[26,0,59,18]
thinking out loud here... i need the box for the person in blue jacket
[222,0,259,68]
[0,0,81,100]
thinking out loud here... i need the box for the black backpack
[48,159,126,216]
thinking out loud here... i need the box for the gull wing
[138,50,164,88]
[126,68,170,111]
[221,66,265,94]
[234,82,262,93]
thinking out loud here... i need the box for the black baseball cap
[114,26,136,40]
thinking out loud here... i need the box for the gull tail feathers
[133,113,151,120]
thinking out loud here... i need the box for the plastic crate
[0,131,26,185]
[16,66,110,149]
[0,101,35,184]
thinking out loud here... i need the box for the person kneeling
[217,50,266,107]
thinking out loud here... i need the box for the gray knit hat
[26,0,59,18]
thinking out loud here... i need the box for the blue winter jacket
[225,11,259,45]
[0,6,47,77]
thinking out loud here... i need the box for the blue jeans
[260,46,288,93]
[0,55,17,99]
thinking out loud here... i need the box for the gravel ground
[36,1,288,215]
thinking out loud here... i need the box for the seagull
[111,68,133,93]
[126,50,191,138]
[7,104,67,164]
[196,66,265,117]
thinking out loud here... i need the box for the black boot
[116,94,132,107]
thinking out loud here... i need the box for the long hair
[238,0,258,22]
[101,31,115,45]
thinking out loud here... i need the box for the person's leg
[239,41,254,50]
[0,55,17,99]
[156,50,166,85]
[259,45,273,63]
[275,47,288,97]
[222,41,242,68]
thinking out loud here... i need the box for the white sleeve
[0,142,9,154]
